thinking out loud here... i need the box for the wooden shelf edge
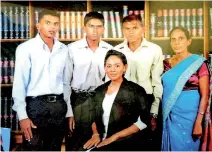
[151,37,204,41]
[1,84,13,87]
[1,39,28,42]
[59,38,125,41]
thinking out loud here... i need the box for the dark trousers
[21,94,67,151]
[65,90,94,151]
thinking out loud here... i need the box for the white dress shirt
[114,38,163,114]
[12,34,73,120]
[67,38,113,91]
[102,91,147,138]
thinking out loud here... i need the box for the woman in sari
[161,26,210,151]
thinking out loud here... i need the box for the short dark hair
[169,26,191,40]
[38,9,60,22]
[84,12,104,26]
[104,49,127,66]
[122,14,143,26]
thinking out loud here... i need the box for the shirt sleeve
[150,45,164,115]
[198,62,210,78]
[134,116,147,130]
[12,44,31,120]
[63,48,74,117]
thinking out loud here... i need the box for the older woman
[161,26,210,150]
[83,49,150,151]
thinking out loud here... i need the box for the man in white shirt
[114,14,163,150]
[12,10,73,151]
[66,12,113,151]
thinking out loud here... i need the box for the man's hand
[68,116,75,135]
[96,135,118,148]
[151,117,157,131]
[20,118,37,141]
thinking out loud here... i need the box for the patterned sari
[161,55,206,151]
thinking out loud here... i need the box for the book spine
[115,12,122,38]
[186,9,191,35]
[4,97,8,128]
[168,9,174,32]
[82,11,87,38]
[0,58,3,84]
[3,6,8,39]
[20,6,25,39]
[9,57,15,84]
[123,5,128,18]
[9,7,14,39]
[65,11,70,39]
[157,9,163,37]
[14,7,19,39]
[150,13,156,37]
[163,9,168,37]
[103,11,108,38]
[180,9,185,27]
[197,8,203,37]
[60,11,65,39]
[71,11,76,39]
[109,11,117,38]
[191,8,197,37]
[3,57,9,84]
[77,11,82,39]
[25,7,29,39]
[174,9,180,27]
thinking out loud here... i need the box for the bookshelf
[1,1,211,151]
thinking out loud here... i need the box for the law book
[115,12,122,38]
[9,57,15,84]
[123,5,128,18]
[34,9,39,24]
[163,9,168,37]
[1,97,4,127]
[186,9,191,35]
[150,13,156,37]
[180,9,185,28]
[14,6,19,39]
[20,6,25,39]
[157,9,163,37]
[174,9,180,27]
[168,9,174,32]
[25,7,29,39]
[82,11,87,38]
[109,11,117,38]
[3,6,8,39]
[140,10,144,25]
[71,11,76,39]
[76,11,82,39]
[60,11,65,39]
[103,11,108,38]
[3,97,9,128]
[1,12,3,39]
[9,7,14,39]
[9,97,13,129]
[197,8,203,37]
[191,8,197,37]
[65,11,70,39]
[3,57,9,84]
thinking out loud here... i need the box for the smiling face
[84,18,104,41]
[36,15,60,39]
[170,29,192,54]
[104,55,128,81]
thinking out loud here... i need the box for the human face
[122,20,144,43]
[104,55,127,81]
[170,29,192,54]
[36,15,60,39]
[84,19,104,41]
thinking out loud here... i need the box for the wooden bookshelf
[151,37,204,41]
[1,84,13,87]
[0,39,28,42]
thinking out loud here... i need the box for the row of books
[150,8,204,37]
[1,6,30,39]
[34,8,144,40]
[0,57,15,84]
[1,96,20,131]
